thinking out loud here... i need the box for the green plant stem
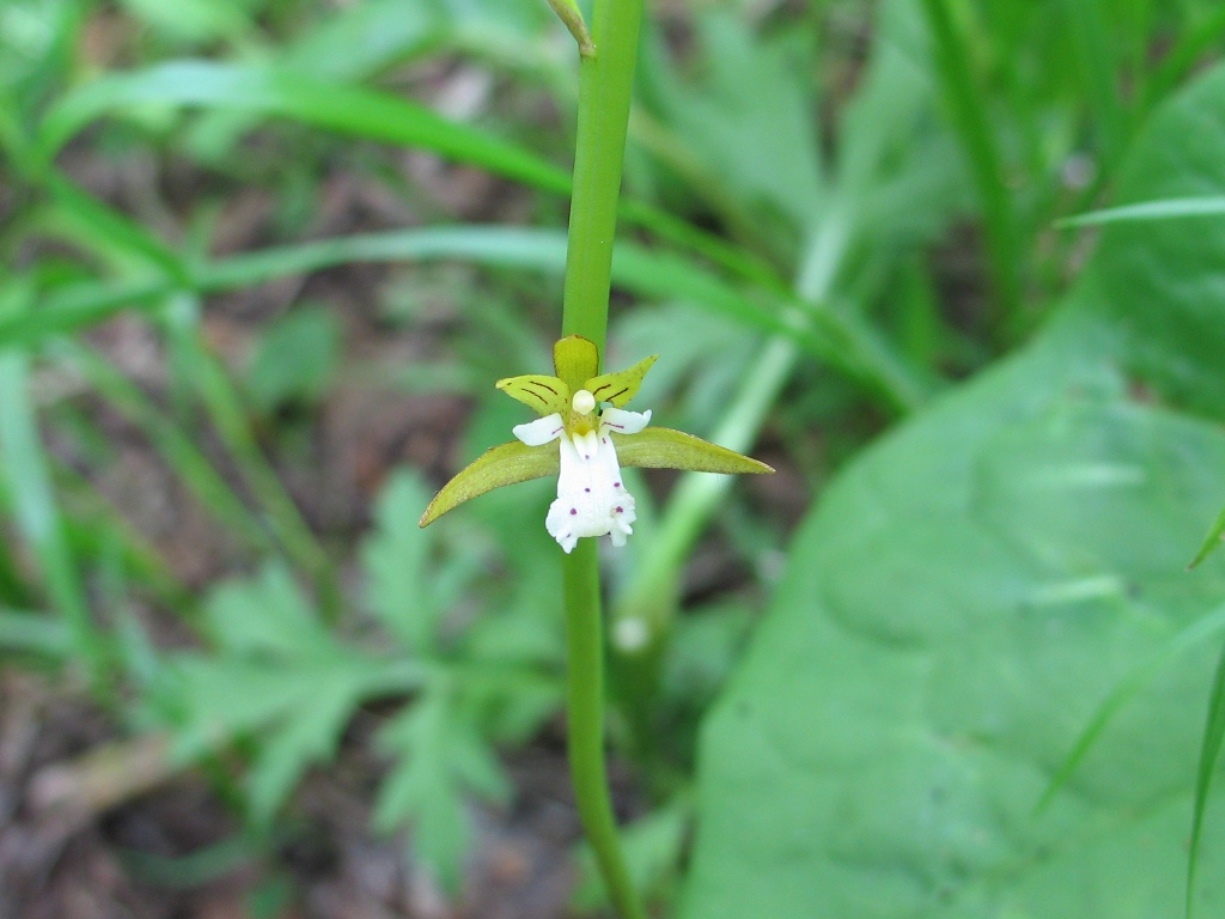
[558,0,647,917]
[918,0,1022,331]
[564,541,644,919]
[561,0,645,352]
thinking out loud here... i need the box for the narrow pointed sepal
[611,428,774,476]
[553,335,599,392]
[495,374,569,416]
[419,440,560,528]
[585,354,658,407]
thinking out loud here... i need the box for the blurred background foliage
[3,0,1225,916]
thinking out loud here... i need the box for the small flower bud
[572,389,596,415]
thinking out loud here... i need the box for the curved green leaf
[419,440,558,528]
[614,428,773,476]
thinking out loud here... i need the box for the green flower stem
[561,0,645,353]
[564,540,645,919]
[557,1,647,917]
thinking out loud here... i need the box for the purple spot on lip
[614,482,621,488]
[615,506,623,513]
[584,487,591,493]
[570,508,577,515]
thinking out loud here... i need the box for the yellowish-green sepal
[419,440,559,528]
[612,428,774,476]
[585,354,658,408]
[553,335,599,392]
[495,374,570,416]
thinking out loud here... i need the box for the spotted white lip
[512,398,652,553]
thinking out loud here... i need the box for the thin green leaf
[0,608,70,657]
[36,61,775,288]
[1058,196,1225,228]
[1036,603,1225,812]
[419,440,559,528]
[38,61,570,195]
[1189,501,1225,569]
[0,311,104,682]
[613,428,773,476]
[162,306,337,612]
[56,341,273,553]
[43,172,188,282]
[1187,638,1225,919]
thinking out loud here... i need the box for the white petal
[512,413,564,446]
[600,406,651,436]
[574,429,600,461]
[543,430,638,552]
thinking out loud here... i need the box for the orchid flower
[419,336,772,552]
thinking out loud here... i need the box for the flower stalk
[420,2,769,913]
[559,0,644,914]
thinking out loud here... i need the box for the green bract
[419,335,772,540]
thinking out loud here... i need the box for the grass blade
[1187,637,1225,918]
[56,341,275,553]
[36,61,775,288]
[1189,500,1225,569]
[0,608,70,657]
[1036,602,1225,812]
[0,329,106,684]
[38,61,570,193]
[162,299,339,615]
[1057,196,1225,228]
[918,0,1022,328]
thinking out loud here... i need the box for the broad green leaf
[684,61,1225,919]
[1087,66,1225,419]
[684,335,1225,919]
